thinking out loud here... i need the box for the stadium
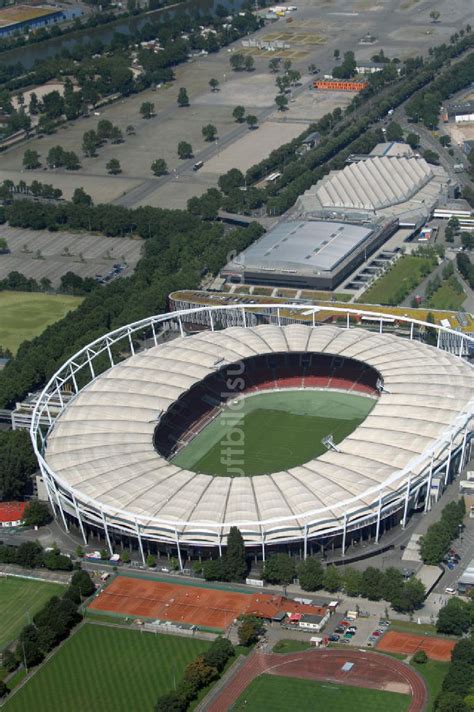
[31,306,474,565]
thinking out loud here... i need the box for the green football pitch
[171,390,375,476]
[0,291,82,354]
[0,577,66,648]
[233,674,410,712]
[4,624,210,712]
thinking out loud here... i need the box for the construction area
[88,576,329,631]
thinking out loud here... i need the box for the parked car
[341,637,351,644]
[445,587,457,595]
[368,635,377,642]
[334,626,345,634]
[339,620,349,627]
[347,626,357,632]
[328,634,340,642]
[378,620,390,627]
[344,632,354,639]
[372,631,382,637]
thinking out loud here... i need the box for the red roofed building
[0,501,27,527]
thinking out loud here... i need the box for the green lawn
[4,624,210,712]
[410,659,449,712]
[426,282,465,310]
[0,291,82,354]
[233,675,410,711]
[358,255,437,306]
[272,639,312,654]
[171,390,375,476]
[0,576,66,648]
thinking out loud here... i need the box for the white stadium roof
[44,324,473,546]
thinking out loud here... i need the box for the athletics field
[171,390,375,476]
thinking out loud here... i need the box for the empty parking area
[0,226,143,286]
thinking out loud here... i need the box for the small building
[301,131,320,150]
[310,635,323,647]
[298,611,330,631]
[463,140,474,156]
[0,501,27,528]
[458,557,474,594]
[314,79,368,92]
[355,61,384,75]
[459,471,474,518]
[444,101,474,124]
[11,390,72,431]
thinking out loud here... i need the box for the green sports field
[233,675,410,711]
[0,576,65,648]
[4,624,210,712]
[0,291,83,354]
[171,390,375,476]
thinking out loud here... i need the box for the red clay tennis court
[88,576,327,629]
[377,630,455,661]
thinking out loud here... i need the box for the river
[3,0,244,69]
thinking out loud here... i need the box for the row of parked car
[328,618,359,643]
[366,619,391,647]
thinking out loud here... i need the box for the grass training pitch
[4,623,210,712]
[0,291,82,354]
[233,675,410,711]
[0,577,65,648]
[171,390,375,476]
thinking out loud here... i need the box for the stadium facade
[31,306,474,565]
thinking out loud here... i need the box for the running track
[207,649,428,711]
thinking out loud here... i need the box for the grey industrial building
[221,144,452,291]
[221,218,396,290]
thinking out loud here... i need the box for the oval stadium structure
[31,306,474,563]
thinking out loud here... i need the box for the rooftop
[225,220,374,275]
[0,501,26,524]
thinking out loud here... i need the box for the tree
[423,149,440,165]
[437,599,471,635]
[298,558,324,591]
[413,650,428,664]
[177,88,189,107]
[72,187,93,207]
[110,127,123,144]
[23,149,41,170]
[237,615,264,646]
[209,78,219,92]
[232,105,246,123]
[223,526,247,581]
[203,637,234,672]
[322,565,342,592]
[334,49,340,60]
[1,649,18,673]
[343,567,363,597]
[386,121,404,141]
[64,151,80,170]
[288,70,301,86]
[269,58,281,73]
[15,541,43,568]
[126,125,136,135]
[70,570,95,597]
[283,59,292,73]
[202,124,217,142]
[29,92,39,115]
[218,168,245,194]
[184,656,218,689]
[121,550,131,564]
[97,119,114,141]
[82,130,100,157]
[361,566,384,600]
[177,141,193,159]
[439,135,451,147]
[140,101,155,119]
[0,681,7,699]
[146,553,156,567]
[230,53,245,71]
[430,9,440,22]
[263,554,295,585]
[202,558,225,581]
[0,430,37,500]
[244,56,254,72]
[406,132,420,149]
[275,95,288,111]
[106,159,122,175]
[246,115,258,130]
[308,63,318,74]
[151,159,168,176]
[23,500,51,527]
[451,639,474,666]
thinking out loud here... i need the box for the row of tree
[433,635,474,711]
[155,636,236,712]
[0,430,37,500]
[419,500,465,565]
[0,539,77,573]
[457,253,474,290]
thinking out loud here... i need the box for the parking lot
[323,610,391,649]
